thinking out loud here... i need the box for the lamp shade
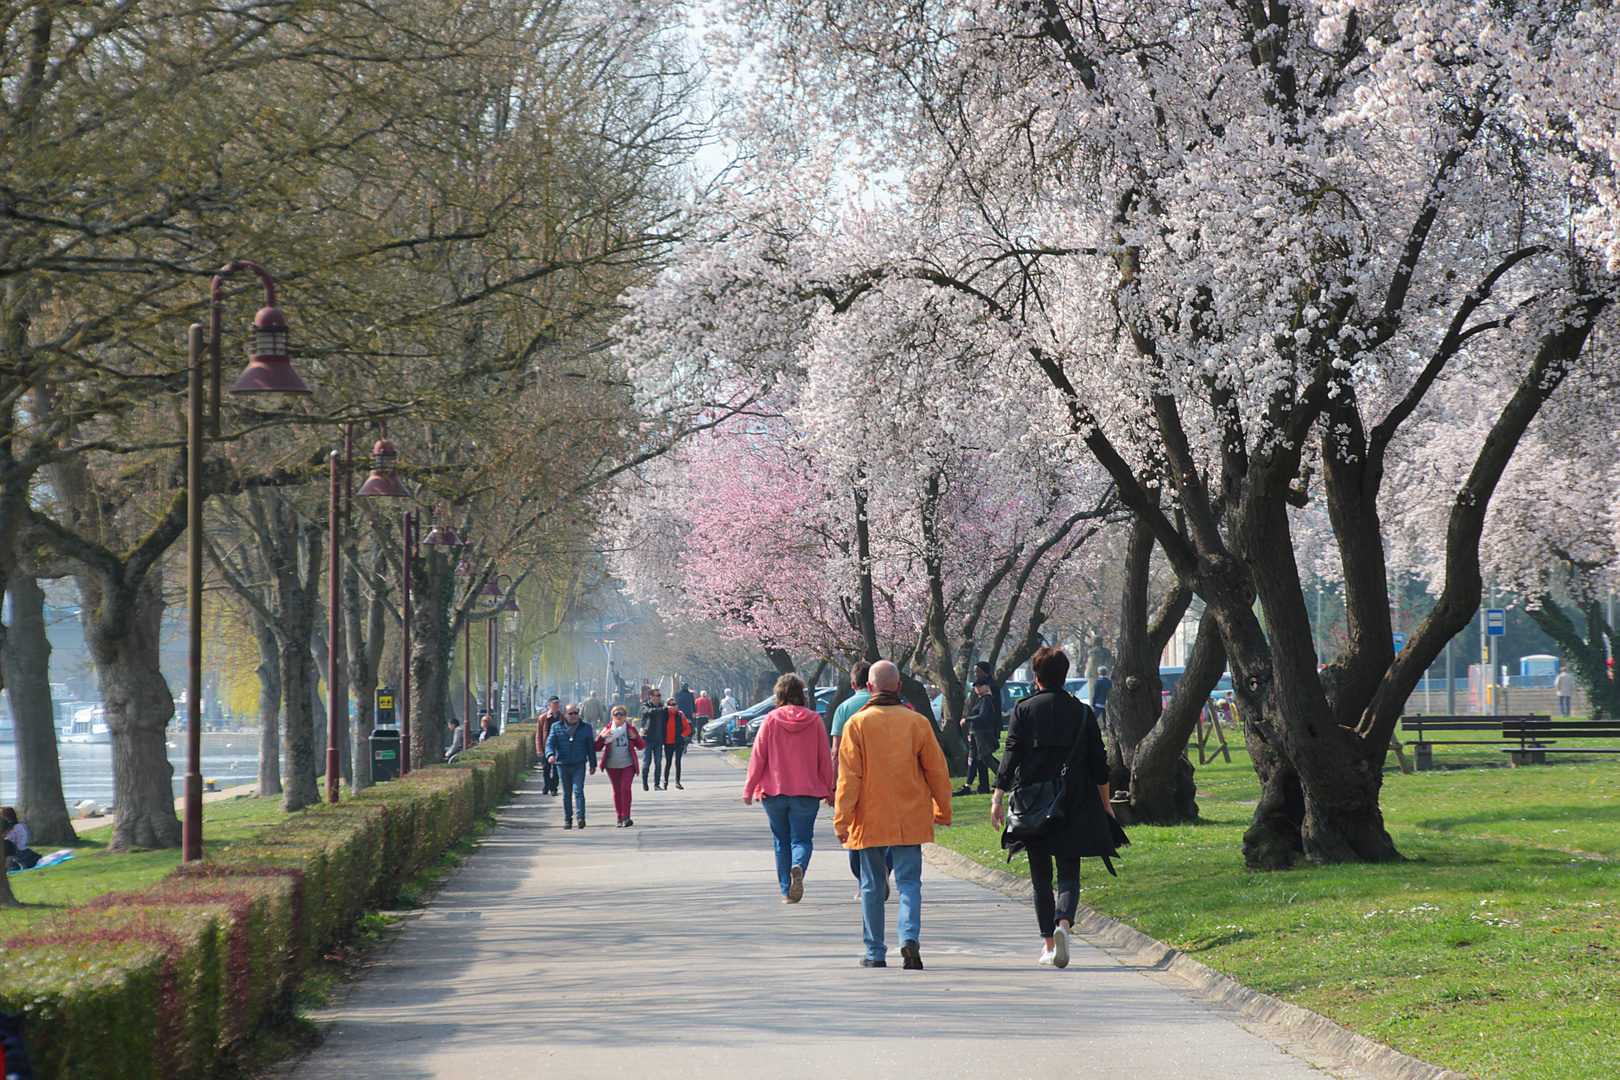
[229,306,313,395]
[503,594,520,613]
[423,524,463,546]
[356,439,409,498]
[479,579,503,596]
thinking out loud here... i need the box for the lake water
[8,738,269,807]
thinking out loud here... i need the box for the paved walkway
[288,749,1359,1080]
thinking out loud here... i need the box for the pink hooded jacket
[744,705,836,801]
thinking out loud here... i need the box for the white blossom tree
[623,0,1620,866]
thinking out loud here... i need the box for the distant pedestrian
[641,688,671,791]
[1091,666,1113,723]
[721,688,740,715]
[674,682,697,719]
[834,660,952,969]
[1555,670,1577,716]
[694,689,714,727]
[545,704,598,828]
[992,647,1123,969]
[445,718,463,758]
[973,661,1000,708]
[744,674,836,903]
[664,701,692,789]
[538,697,564,795]
[580,690,607,728]
[595,705,645,826]
[478,713,499,742]
[956,676,1002,796]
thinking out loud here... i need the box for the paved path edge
[921,843,1472,1080]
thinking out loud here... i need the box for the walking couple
[745,661,954,970]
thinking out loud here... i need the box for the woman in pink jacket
[743,673,836,903]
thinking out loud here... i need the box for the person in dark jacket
[674,682,697,720]
[956,676,1003,796]
[1090,666,1113,724]
[641,688,672,790]
[538,697,565,795]
[545,704,599,828]
[991,647,1121,969]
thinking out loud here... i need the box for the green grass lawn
[0,795,289,933]
[933,751,1620,1080]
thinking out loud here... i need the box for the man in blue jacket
[546,704,599,829]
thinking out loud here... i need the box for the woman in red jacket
[743,674,836,902]
[596,706,646,826]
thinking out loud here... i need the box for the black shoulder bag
[1004,771,1066,840]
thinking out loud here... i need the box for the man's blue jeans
[761,794,820,895]
[857,845,922,962]
[850,845,893,880]
[559,762,588,822]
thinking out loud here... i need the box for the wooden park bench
[1399,715,1518,771]
[1500,716,1620,766]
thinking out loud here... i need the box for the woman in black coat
[991,647,1121,968]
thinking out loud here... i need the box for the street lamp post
[501,588,520,729]
[476,575,510,738]
[338,436,409,800]
[186,262,311,862]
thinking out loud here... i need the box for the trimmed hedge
[0,724,536,1080]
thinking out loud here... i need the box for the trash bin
[370,727,402,783]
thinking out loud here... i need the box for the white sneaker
[1038,948,1057,966]
[1053,926,1070,969]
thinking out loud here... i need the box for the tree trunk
[310,628,330,781]
[1129,609,1224,823]
[410,541,456,769]
[1220,492,1399,868]
[281,629,319,811]
[254,616,282,797]
[1105,513,1192,792]
[5,574,74,845]
[852,483,880,662]
[81,572,180,850]
[269,509,322,812]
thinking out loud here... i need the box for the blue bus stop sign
[1486,609,1506,636]
[1392,633,1406,651]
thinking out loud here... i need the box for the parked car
[1157,667,1234,699]
[743,686,838,746]
[698,714,732,746]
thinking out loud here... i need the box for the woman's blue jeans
[761,794,820,895]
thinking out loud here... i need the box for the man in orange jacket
[834,660,953,970]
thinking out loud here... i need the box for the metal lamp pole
[186,262,312,861]
[501,588,520,728]
[333,436,410,800]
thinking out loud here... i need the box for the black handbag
[1004,773,1067,839]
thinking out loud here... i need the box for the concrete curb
[922,843,1472,1080]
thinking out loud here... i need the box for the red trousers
[605,766,635,819]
